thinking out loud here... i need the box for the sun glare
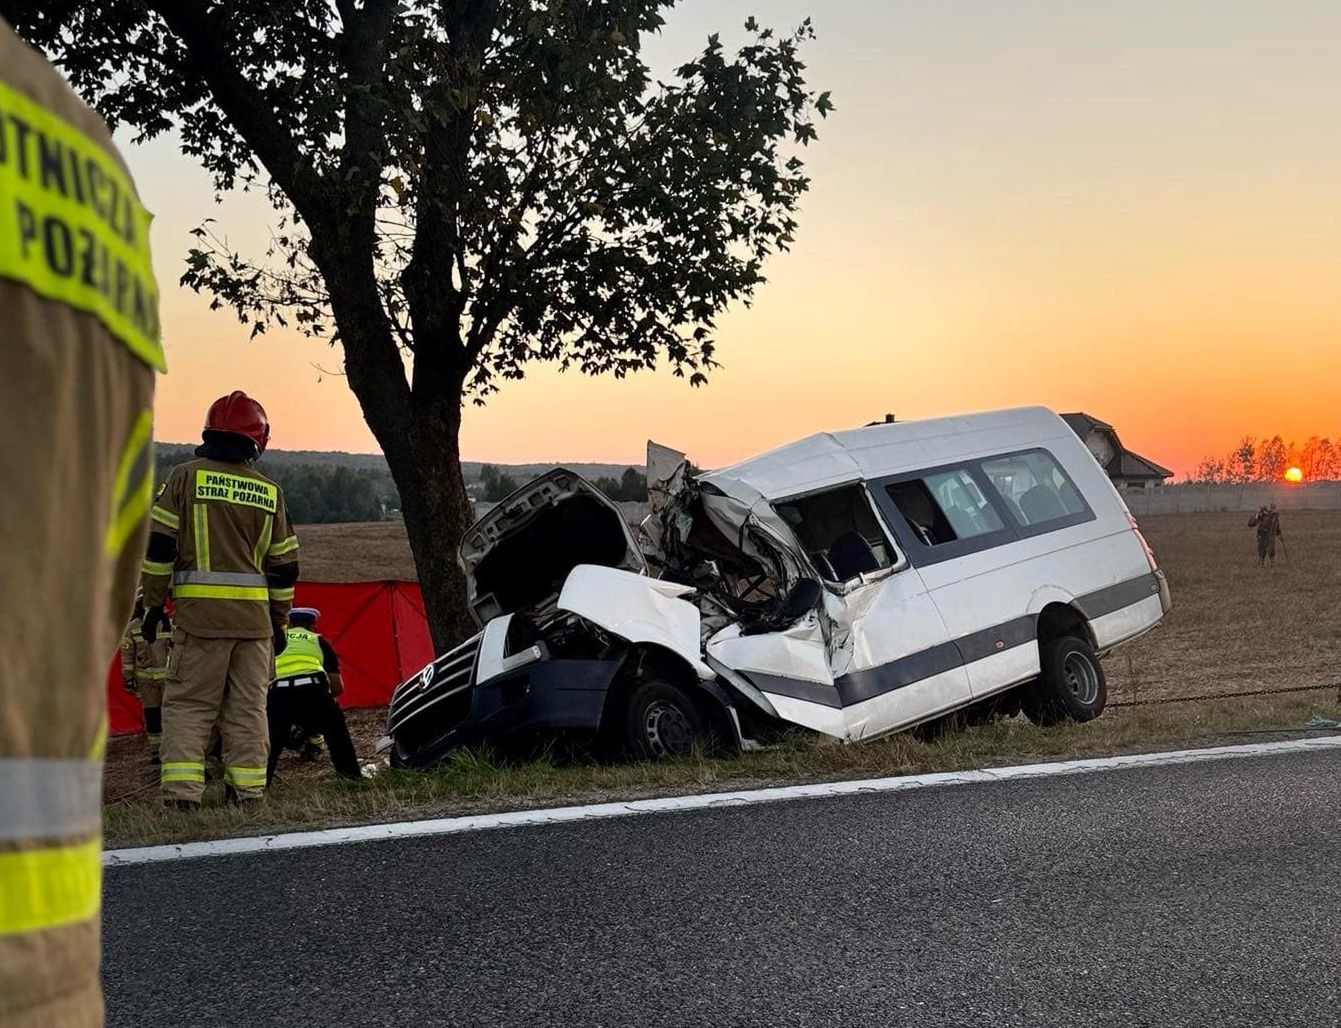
[1284,467,1304,483]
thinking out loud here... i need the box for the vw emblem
[419,664,436,690]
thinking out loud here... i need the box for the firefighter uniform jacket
[141,458,299,638]
[119,616,169,694]
[0,17,162,1027]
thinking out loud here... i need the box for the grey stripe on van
[954,614,1039,665]
[742,572,1160,712]
[1074,573,1162,620]
[742,672,845,709]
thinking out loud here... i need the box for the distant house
[1061,412,1174,491]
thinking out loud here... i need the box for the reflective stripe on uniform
[150,505,179,530]
[159,761,205,784]
[141,558,174,576]
[192,503,211,570]
[174,570,268,588]
[103,408,155,557]
[269,587,295,602]
[223,766,266,787]
[175,585,269,601]
[267,535,299,558]
[253,515,273,569]
[0,80,164,372]
[172,569,269,602]
[0,758,102,842]
[0,837,102,936]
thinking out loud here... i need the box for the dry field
[1107,511,1341,703]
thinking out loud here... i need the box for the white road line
[103,735,1341,867]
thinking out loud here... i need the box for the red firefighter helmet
[204,391,270,454]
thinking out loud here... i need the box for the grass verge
[103,692,1340,849]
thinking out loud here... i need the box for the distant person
[120,595,172,762]
[1248,503,1283,567]
[266,608,362,784]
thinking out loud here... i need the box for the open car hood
[459,468,648,625]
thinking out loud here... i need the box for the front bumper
[388,654,625,769]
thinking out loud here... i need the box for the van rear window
[981,451,1086,528]
[886,471,1004,547]
[871,446,1096,566]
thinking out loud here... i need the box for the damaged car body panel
[387,469,734,767]
[387,407,1171,765]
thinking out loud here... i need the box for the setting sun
[1284,467,1304,483]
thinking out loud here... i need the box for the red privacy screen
[106,581,434,735]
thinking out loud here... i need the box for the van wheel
[624,680,706,760]
[1023,636,1106,726]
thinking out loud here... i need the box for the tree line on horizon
[156,444,399,524]
[475,464,648,503]
[1190,435,1341,484]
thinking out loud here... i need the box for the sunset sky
[119,0,1341,477]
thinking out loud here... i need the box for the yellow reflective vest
[275,628,325,678]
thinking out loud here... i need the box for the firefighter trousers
[160,630,274,802]
[266,681,361,784]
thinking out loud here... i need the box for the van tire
[1023,636,1106,725]
[623,679,707,761]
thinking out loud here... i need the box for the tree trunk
[374,400,477,653]
[327,272,477,655]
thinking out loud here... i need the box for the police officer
[267,608,362,783]
[119,594,171,761]
[1,17,162,1025]
[140,392,300,806]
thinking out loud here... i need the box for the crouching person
[267,608,361,784]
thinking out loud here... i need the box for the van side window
[981,450,1087,527]
[774,485,896,584]
[886,470,1005,546]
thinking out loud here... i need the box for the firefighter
[0,17,163,1026]
[119,594,171,761]
[141,391,300,807]
[266,608,362,783]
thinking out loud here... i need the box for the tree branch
[144,0,332,230]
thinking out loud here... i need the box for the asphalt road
[104,749,1341,1027]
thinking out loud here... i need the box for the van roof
[701,406,1075,501]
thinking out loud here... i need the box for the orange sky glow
[122,0,1341,478]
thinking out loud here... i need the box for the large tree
[4,1,828,648]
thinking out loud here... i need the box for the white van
[385,407,1170,765]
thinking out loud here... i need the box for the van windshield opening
[774,485,896,584]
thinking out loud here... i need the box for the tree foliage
[7,1,829,395]
[4,0,827,644]
[1191,433,1341,483]
[476,463,519,501]
[592,465,647,500]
